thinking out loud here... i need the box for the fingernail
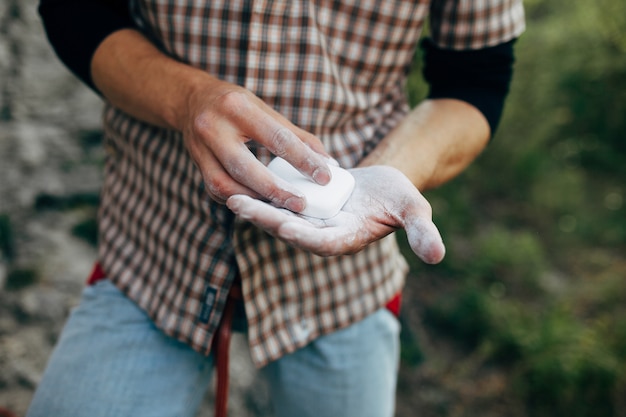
[226,198,249,219]
[325,156,340,167]
[312,167,331,185]
[280,228,296,240]
[280,223,299,240]
[285,196,305,213]
[225,197,239,211]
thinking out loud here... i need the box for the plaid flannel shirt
[98,0,525,367]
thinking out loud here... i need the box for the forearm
[360,98,490,191]
[91,29,217,130]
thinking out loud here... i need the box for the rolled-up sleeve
[429,0,526,50]
[38,0,137,92]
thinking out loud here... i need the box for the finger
[278,223,346,255]
[222,145,315,212]
[235,106,332,185]
[226,194,308,233]
[192,120,309,211]
[277,217,375,256]
[404,217,446,264]
[393,188,446,264]
[191,142,266,204]
[284,122,328,157]
[227,195,361,256]
[255,100,330,158]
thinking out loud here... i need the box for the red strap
[86,262,107,285]
[212,281,242,417]
[0,407,17,417]
[385,292,402,318]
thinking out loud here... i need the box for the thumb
[404,217,446,264]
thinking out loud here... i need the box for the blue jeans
[27,280,400,417]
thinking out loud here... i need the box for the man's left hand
[227,165,445,263]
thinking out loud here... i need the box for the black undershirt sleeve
[38,0,136,93]
[421,37,517,136]
[39,0,516,136]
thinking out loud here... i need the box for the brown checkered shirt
[98,0,525,367]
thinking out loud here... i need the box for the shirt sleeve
[421,37,517,135]
[38,0,137,93]
[423,0,525,135]
[429,0,526,50]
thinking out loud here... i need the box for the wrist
[168,69,219,132]
[361,99,489,191]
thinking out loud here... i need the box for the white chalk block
[268,157,355,219]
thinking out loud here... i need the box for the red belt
[0,407,16,417]
[87,263,401,417]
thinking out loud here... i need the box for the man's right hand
[91,29,332,212]
[180,80,332,211]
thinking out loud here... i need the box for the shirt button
[292,319,312,341]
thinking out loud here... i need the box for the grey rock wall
[0,1,269,415]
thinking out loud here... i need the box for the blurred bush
[400,0,626,415]
[0,214,15,261]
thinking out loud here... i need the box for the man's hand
[180,80,332,212]
[91,29,332,213]
[226,165,445,264]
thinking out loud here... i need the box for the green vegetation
[4,268,39,291]
[34,192,100,211]
[0,213,15,260]
[398,0,626,415]
[71,217,99,247]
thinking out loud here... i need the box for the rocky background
[0,1,274,415]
